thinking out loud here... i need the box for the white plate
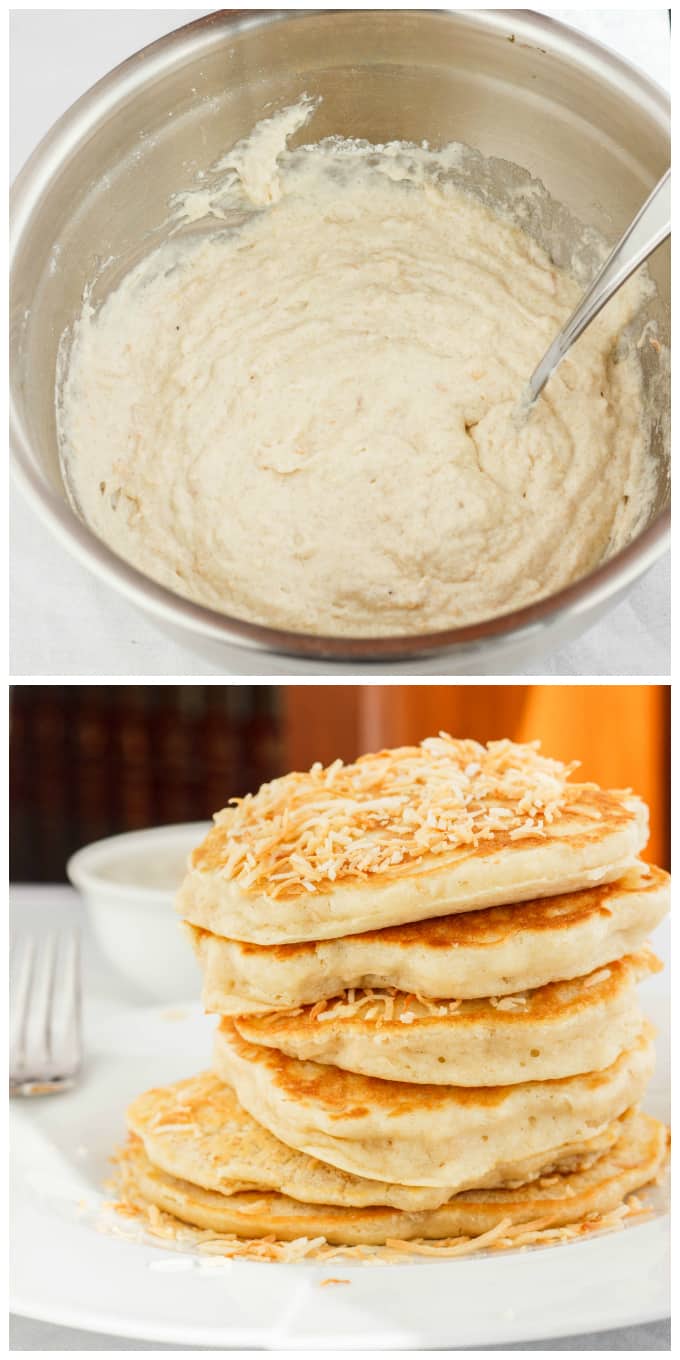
[10,974,670,1349]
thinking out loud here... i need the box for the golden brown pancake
[213,1019,656,1187]
[231,950,660,1086]
[117,1109,667,1246]
[185,863,668,1012]
[178,737,648,944]
[127,1070,625,1210]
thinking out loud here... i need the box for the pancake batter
[57,100,655,636]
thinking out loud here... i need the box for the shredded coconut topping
[309,988,464,1023]
[193,736,585,898]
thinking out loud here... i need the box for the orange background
[283,686,669,869]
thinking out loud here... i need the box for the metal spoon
[523,167,670,409]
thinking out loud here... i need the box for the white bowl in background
[67,822,210,1001]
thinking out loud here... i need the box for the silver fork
[10,930,82,1096]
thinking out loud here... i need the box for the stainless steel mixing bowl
[10,9,670,673]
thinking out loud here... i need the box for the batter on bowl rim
[57,97,656,637]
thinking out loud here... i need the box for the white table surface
[10,8,670,679]
[10,883,670,1351]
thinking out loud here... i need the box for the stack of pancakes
[119,737,669,1253]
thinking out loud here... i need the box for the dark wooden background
[9,686,282,881]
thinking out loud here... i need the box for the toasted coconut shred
[102,1185,653,1266]
[302,987,463,1023]
[195,736,591,899]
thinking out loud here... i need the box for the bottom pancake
[116,1110,666,1248]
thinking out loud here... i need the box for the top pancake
[186,863,669,1012]
[178,736,648,944]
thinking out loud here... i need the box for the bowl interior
[11,10,670,610]
[67,822,210,902]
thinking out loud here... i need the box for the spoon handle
[526,168,670,405]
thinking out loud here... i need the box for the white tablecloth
[10,8,670,678]
[8,1314,672,1351]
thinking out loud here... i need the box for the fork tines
[10,929,82,1097]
